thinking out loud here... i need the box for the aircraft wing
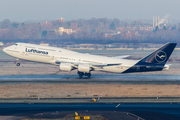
[113,55,130,59]
[55,60,121,68]
[89,63,121,67]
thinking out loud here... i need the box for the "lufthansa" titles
[25,48,48,55]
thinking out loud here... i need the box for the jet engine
[59,63,72,72]
[78,64,90,73]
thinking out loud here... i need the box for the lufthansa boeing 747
[3,42,177,78]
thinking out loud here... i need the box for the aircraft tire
[78,71,84,78]
[79,74,83,79]
[16,63,20,66]
[87,73,91,78]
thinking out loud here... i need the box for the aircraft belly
[100,66,130,73]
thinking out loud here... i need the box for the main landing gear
[16,59,20,66]
[77,71,91,78]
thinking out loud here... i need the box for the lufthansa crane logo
[155,51,167,63]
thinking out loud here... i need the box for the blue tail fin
[123,42,177,73]
[137,42,177,66]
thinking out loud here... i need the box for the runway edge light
[84,116,90,119]
[92,98,97,102]
[75,112,78,116]
[75,116,80,119]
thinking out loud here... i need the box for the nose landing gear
[16,63,20,66]
[16,59,20,66]
[77,71,91,78]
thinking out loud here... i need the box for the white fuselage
[3,43,138,73]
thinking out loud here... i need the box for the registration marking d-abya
[25,48,48,55]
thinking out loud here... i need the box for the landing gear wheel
[16,59,20,66]
[77,71,92,78]
[78,71,84,79]
[87,73,91,78]
[16,63,20,66]
[79,74,83,79]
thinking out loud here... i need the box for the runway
[0,50,180,120]
[0,74,180,84]
[1,103,180,120]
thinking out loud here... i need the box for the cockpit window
[14,44,18,46]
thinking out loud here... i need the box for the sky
[0,0,180,22]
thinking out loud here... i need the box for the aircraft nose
[3,47,6,52]
[3,47,8,53]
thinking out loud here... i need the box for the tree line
[0,18,180,45]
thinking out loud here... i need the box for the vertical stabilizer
[123,42,177,73]
[136,42,176,66]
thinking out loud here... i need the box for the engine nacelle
[59,63,72,72]
[78,64,90,73]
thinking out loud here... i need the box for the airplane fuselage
[3,43,138,73]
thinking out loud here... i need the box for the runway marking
[115,103,121,108]
[128,113,145,120]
